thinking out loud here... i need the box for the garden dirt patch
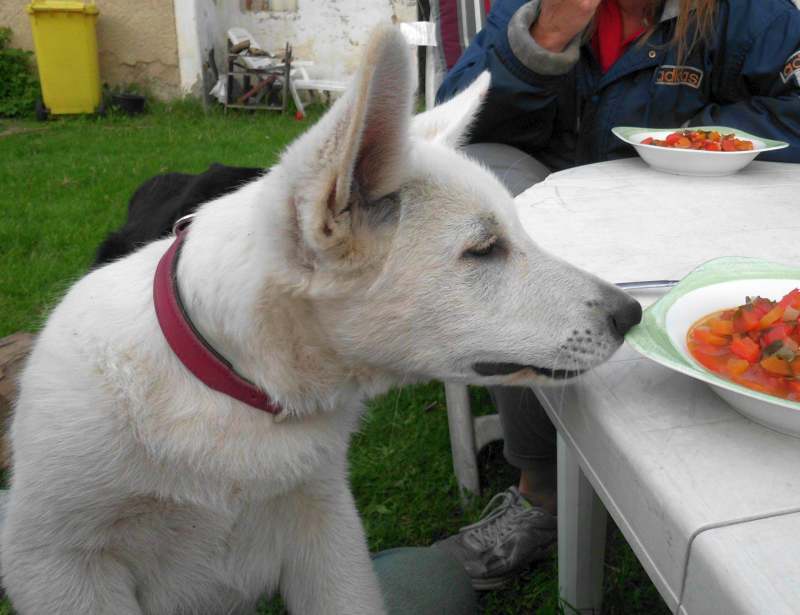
[0,331,34,469]
[0,124,48,139]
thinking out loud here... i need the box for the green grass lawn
[0,103,669,614]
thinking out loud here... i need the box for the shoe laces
[462,487,531,551]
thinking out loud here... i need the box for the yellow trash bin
[27,1,101,118]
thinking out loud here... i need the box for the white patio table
[514,158,800,614]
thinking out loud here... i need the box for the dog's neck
[172,177,394,419]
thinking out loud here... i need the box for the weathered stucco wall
[204,0,417,83]
[1,0,419,100]
[0,2,34,53]
[0,1,181,100]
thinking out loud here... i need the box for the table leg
[557,432,608,614]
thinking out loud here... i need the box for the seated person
[434,0,800,590]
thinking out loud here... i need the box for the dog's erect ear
[284,26,413,259]
[410,71,490,148]
[330,27,414,209]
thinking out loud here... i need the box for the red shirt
[593,0,646,73]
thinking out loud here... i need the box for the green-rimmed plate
[612,126,789,176]
[626,256,800,437]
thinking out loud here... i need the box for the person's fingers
[533,0,601,51]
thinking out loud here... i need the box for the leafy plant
[0,27,39,118]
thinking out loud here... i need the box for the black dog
[93,163,263,267]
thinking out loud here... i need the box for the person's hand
[530,0,602,53]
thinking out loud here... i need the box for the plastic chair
[288,64,347,117]
[403,1,501,503]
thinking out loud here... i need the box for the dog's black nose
[609,297,642,337]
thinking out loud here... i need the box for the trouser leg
[373,547,477,615]
[489,385,557,469]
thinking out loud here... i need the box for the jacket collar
[660,0,680,22]
[660,0,696,23]
[594,0,694,87]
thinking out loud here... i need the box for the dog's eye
[464,237,497,258]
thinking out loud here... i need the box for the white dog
[1,27,640,615]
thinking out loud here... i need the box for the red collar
[153,216,282,415]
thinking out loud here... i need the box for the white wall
[175,0,417,95]
[174,0,203,95]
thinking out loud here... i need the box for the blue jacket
[438,0,800,169]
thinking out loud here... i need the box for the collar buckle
[172,213,196,235]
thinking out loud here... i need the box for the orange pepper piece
[759,305,785,329]
[693,327,728,346]
[760,355,792,376]
[727,358,750,376]
[710,318,734,336]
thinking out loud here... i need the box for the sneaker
[434,487,556,590]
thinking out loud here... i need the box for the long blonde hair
[672,0,717,62]
[644,0,718,62]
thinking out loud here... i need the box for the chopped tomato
[778,289,800,310]
[733,307,761,333]
[730,336,761,363]
[750,297,774,318]
[762,323,794,347]
[640,129,754,151]
[688,292,800,402]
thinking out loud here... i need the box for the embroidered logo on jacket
[781,50,800,86]
[655,65,704,89]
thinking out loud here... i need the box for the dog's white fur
[2,28,637,614]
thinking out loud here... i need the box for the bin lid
[27,1,99,14]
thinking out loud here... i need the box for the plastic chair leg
[444,383,480,503]
[289,81,305,116]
